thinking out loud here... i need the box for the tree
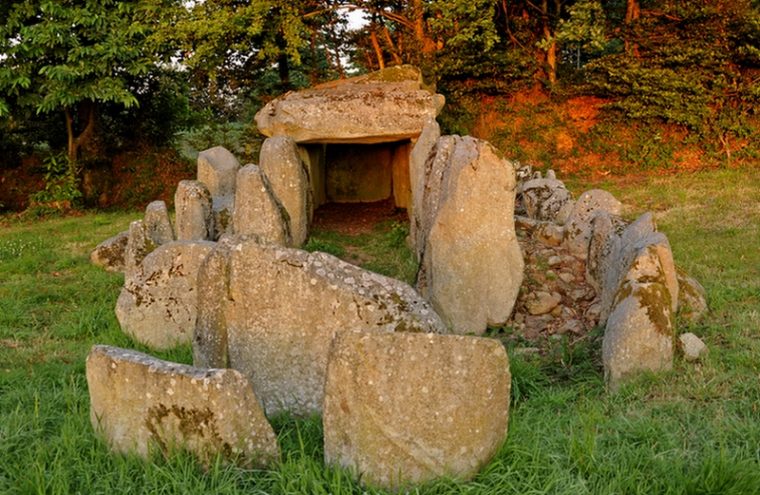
[0,0,166,164]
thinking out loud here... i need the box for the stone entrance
[300,141,412,209]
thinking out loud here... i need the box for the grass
[1,167,759,494]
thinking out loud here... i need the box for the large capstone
[175,180,213,241]
[197,146,240,239]
[193,237,446,416]
[259,137,311,246]
[233,164,291,246]
[116,241,215,350]
[86,345,279,468]
[255,65,444,144]
[416,136,524,334]
[323,331,511,490]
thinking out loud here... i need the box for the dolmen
[88,65,707,487]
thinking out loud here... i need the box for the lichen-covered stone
[124,220,157,281]
[586,210,627,293]
[520,177,573,223]
[255,65,444,144]
[603,241,676,390]
[417,136,524,334]
[676,267,708,324]
[197,146,240,240]
[323,331,510,490]
[116,241,215,350]
[144,200,175,245]
[175,180,213,241]
[86,345,279,468]
[90,230,129,273]
[193,237,446,416]
[233,165,291,246]
[563,189,623,258]
[259,137,311,246]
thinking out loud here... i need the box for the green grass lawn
[1,167,759,494]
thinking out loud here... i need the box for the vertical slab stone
[144,200,175,245]
[259,137,312,246]
[197,146,240,240]
[563,189,623,258]
[86,345,279,468]
[193,238,446,416]
[124,220,157,281]
[175,180,213,241]
[391,142,412,209]
[409,119,440,257]
[323,331,511,490]
[116,241,215,350]
[233,165,291,246]
[418,136,524,334]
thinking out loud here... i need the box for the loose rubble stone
[417,136,524,334]
[525,291,562,315]
[175,180,213,241]
[259,137,311,246]
[679,332,708,362]
[563,189,623,258]
[520,178,573,223]
[676,267,708,324]
[197,146,240,240]
[233,165,291,246]
[90,230,129,272]
[86,345,279,468]
[255,66,443,144]
[193,237,446,416]
[144,200,175,245]
[116,241,215,349]
[323,331,510,490]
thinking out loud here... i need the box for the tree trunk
[625,0,641,58]
[541,0,557,86]
[64,102,96,165]
[370,27,386,69]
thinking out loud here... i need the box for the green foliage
[27,152,82,213]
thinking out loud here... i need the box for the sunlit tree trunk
[625,0,641,58]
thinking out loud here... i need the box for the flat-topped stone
[255,65,444,144]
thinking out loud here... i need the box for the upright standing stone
[90,230,129,273]
[197,146,240,239]
[409,119,440,258]
[144,200,175,245]
[175,180,213,241]
[417,136,524,334]
[259,137,311,246]
[563,189,623,258]
[116,241,215,350]
[323,331,511,490]
[124,220,157,281]
[233,165,291,246]
[520,178,573,224]
[86,345,279,468]
[193,237,446,416]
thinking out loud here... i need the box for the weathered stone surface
[679,332,707,362]
[175,180,213,241]
[144,200,175,245]
[116,241,215,350]
[525,291,562,315]
[124,220,157,280]
[90,230,129,273]
[602,239,676,390]
[323,331,510,490]
[586,210,627,293]
[193,237,446,416]
[417,136,524,334]
[233,165,291,246]
[255,65,444,144]
[409,119,441,258]
[86,345,279,468]
[197,146,240,198]
[676,267,708,324]
[563,189,623,258]
[259,137,311,246]
[521,178,573,223]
